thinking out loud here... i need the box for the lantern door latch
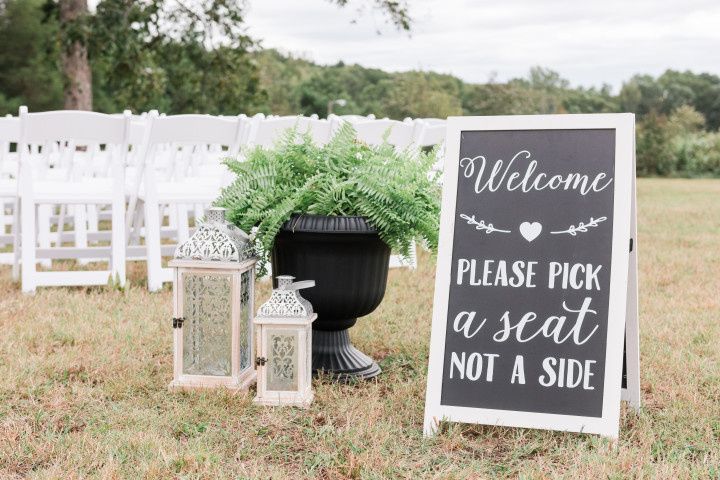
[172,317,185,329]
[255,357,267,366]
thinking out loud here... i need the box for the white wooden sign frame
[621,133,641,409]
[423,114,638,439]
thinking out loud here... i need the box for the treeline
[1,0,719,177]
[255,51,720,177]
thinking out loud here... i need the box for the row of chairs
[0,109,446,293]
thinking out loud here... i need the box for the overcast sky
[245,0,720,91]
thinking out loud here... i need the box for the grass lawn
[1,178,719,479]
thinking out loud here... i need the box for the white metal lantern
[168,207,257,392]
[254,275,317,408]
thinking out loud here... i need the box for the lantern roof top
[174,207,254,263]
[256,276,316,320]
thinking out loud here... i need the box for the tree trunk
[59,0,92,110]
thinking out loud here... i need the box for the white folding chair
[0,114,20,275]
[414,120,446,148]
[129,112,246,291]
[339,114,376,123]
[352,118,420,151]
[413,119,447,175]
[305,116,341,146]
[419,117,446,126]
[246,114,309,148]
[18,109,131,293]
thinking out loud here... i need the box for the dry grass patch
[0,178,719,479]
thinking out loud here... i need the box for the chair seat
[0,179,16,197]
[29,179,116,203]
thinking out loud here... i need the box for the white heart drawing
[519,222,542,242]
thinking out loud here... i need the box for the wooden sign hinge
[172,317,185,329]
[255,357,267,366]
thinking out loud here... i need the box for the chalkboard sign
[424,114,637,439]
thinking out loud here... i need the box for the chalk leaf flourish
[550,216,607,236]
[459,214,511,234]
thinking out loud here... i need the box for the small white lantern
[168,207,257,392]
[254,276,317,408]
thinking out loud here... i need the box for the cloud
[245,0,720,90]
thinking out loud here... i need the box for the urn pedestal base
[312,328,381,381]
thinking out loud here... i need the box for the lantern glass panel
[182,273,233,376]
[239,270,251,370]
[267,329,299,391]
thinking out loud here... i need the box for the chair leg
[129,201,144,247]
[56,204,67,244]
[168,204,177,231]
[176,204,190,244]
[111,199,126,288]
[87,204,99,233]
[37,204,52,268]
[144,199,163,292]
[21,200,37,294]
[194,204,204,224]
[0,201,7,247]
[11,198,20,282]
[75,205,90,266]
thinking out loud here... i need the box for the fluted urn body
[271,214,390,380]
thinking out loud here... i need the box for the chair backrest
[0,114,20,178]
[21,109,129,145]
[128,118,148,148]
[137,112,245,191]
[19,108,131,182]
[414,120,446,147]
[305,117,338,146]
[420,117,446,125]
[0,114,20,142]
[247,115,308,148]
[352,119,418,150]
[339,114,376,123]
[146,113,243,148]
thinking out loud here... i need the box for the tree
[58,0,92,109]
[619,70,720,129]
[378,71,463,119]
[562,85,618,114]
[636,113,675,176]
[56,0,412,111]
[0,0,63,113]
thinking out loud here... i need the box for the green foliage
[216,123,441,274]
[636,113,675,176]
[672,132,720,176]
[619,70,720,130]
[89,0,265,114]
[1,1,718,178]
[0,0,63,113]
[295,63,393,117]
[635,106,720,177]
[378,71,463,119]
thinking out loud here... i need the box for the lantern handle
[291,280,315,290]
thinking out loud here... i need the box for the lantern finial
[173,207,254,262]
[258,276,316,317]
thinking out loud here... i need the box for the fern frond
[218,121,441,277]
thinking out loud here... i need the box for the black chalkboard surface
[424,115,636,439]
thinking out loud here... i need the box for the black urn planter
[271,214,390,380]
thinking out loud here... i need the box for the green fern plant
[216,122,441,274]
